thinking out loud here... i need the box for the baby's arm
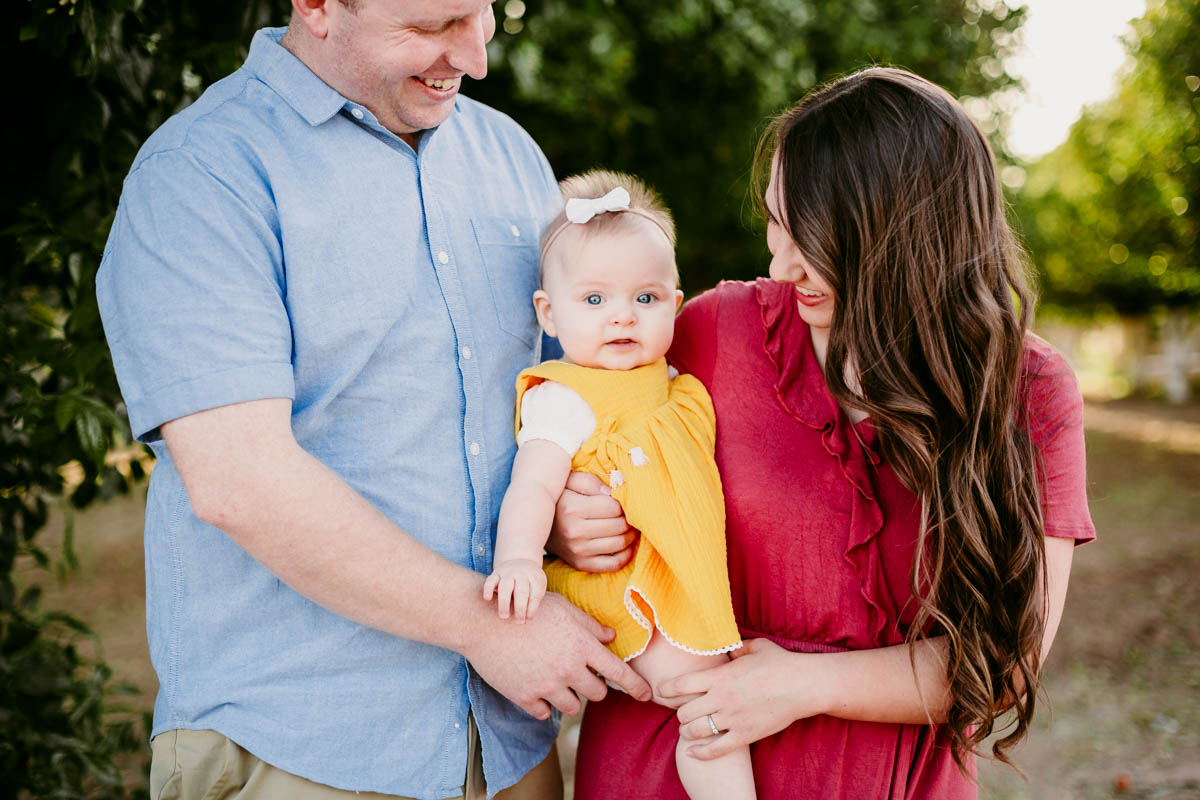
[484,439,573,622]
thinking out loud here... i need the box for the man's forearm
[166,399,489,655]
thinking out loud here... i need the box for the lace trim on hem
[620,584,743,662]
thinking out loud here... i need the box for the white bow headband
[565,187,632,224]
[540,187,673,261]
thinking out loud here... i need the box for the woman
[548,68,1095,798]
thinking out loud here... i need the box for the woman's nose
[767,249,792,282]
[769,243,804,283]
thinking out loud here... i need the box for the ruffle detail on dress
[756,278,833,429]
[754,277,895,647]
[621,585,744,662]
[835,429,894,646]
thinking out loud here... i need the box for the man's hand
[463,592,652,719]
[483,558,547,622]
[546,472,638,572]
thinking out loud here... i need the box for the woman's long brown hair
[756,68,1046,768]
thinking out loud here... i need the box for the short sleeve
[97,148,294,442]
[1022,342,1096,544]
[668,287,722,384]
[516,381,597,456]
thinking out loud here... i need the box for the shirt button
[476,544,485,556]
[469,442,480,456]
[510,225,521,238]
[454,722,461,729]
[462,346,472,360]
[350,107,364,119]
[438,251,449,264]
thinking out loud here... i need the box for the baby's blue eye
[585,294,603,305]
[637,293,655,304]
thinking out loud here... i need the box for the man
[96,1,650,798]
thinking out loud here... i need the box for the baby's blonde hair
[539,169,678,285]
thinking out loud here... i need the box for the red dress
[574,279,1096,800]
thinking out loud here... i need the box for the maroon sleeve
[668,286,723,385]
[1022,338,1096,543]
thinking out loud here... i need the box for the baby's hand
[483,559,548,623]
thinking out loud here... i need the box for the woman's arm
[661,535,1076,759]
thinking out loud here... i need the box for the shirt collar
[242,27,464,140]
[242,27,352,127]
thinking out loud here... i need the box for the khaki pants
[150,720,562,800]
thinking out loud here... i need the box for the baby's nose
[610,304,636,324]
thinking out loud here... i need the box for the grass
[18,399,1200,798]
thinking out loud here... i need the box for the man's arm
[163,397,651,717]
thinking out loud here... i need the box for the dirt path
[977,403,1200,799]
[1084,400,1200,455]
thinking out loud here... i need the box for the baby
[484,170,755,800]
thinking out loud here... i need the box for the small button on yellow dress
[515,358,741,661]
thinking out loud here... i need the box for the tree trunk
[1161,310,1195,405]
[1120,316,1152,394]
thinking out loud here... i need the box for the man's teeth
[422,78,456,90]
[797,287,823,297]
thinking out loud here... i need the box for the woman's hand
[546,471,639,572]
[658,639,826,760]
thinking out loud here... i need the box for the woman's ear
[533,289,556,337]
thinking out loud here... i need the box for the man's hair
[539,169,677,285]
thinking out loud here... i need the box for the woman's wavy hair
[755,67,1046,769]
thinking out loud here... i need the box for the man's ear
[533,290,556,337]
[290,0,333,38]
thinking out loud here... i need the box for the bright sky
[1005,0,1148,159]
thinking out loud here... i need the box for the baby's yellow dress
[515,358,741,661]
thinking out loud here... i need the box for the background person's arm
[662,535,1075,758]
[162,397,651,718]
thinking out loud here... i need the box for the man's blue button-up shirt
[97,28,560,799]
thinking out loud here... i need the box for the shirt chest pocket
[471,216,541,347]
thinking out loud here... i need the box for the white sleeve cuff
[517,381,597,457]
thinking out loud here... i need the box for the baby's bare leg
[631,631,756,800]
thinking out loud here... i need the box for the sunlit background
[5,1,1198,798]
[1008,0,1148,159]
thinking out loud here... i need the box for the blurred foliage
[3,0,1023,793]
[473,0,1025,292]
[1016,0,1199,317]
[3,0,288,794]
